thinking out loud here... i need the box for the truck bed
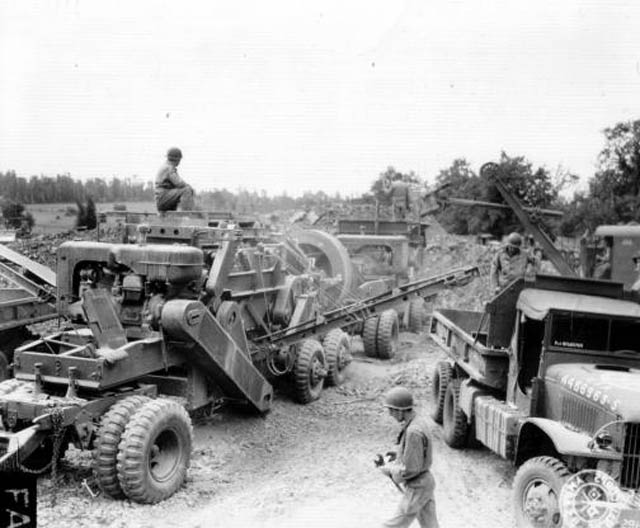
[429,309,509,390]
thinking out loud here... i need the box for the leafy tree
[558,119,640,234]
[370,166,421,204]
[434,153,559,237]
[1,201,30,229]
[433,159,482,234]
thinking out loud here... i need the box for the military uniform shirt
[390,415,434,490]
[155,162,188,195]
[490,248,533,289]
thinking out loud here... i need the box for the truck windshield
[550,313,640,353]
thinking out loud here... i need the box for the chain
[16,409,66,476]
[48,409,66,507]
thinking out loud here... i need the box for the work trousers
[156,186,195,212]
[392,202,408,221]
[383,485,439,528]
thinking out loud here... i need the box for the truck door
[508,310,545,410]
[517,314,545,392]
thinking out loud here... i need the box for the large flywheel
[295,229,355,306]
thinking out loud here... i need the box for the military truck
[429,274,640,527]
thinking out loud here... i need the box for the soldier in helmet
[379,386,439,528]
[490,231,537,293]
[155,147,195,212]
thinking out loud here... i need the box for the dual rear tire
[442,378,469,448]
[362,310,399,359]
[94,396,193,503]
[431,361,470,449]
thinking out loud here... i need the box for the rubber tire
[117,399,193,504]
[407,299,426,333]
[323,329,350,387]
[443,378,469,448]
[93,395,151,499]
[430,361,454,424]
[293,339,326,404]
[362,316,379,358]
[376,309,399,360]
[513,456,570,528]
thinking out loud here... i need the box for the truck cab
[429,275,640,527]
[581,225,640,288]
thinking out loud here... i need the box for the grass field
[26,201,156,234]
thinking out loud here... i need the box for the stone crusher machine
[0,231,477,504]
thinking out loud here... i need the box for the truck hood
[546,363,640,421]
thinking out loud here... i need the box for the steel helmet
[384,386,414,410]
[506,232,523,248]
[167,147,183,161]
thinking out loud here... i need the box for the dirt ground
[37,331,515,528]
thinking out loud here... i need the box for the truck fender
[458,379,491,423]
[515,418,605,466]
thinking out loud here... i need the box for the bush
[1,201,29,229]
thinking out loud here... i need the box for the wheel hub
[336,345,350,370]
[522,479,561,527]
[149,429,181,483]
[310,357,326,385]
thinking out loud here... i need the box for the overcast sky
[1,0,639,197]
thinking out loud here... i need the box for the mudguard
[516,417,620,463]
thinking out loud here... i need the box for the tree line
[0,173,153,204]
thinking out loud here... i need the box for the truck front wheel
[442,378,468,448]
[513,456,569,528]
[430,361,453,424]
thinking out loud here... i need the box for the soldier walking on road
[155,147,195,213]
[379,387,439,528]
[490,232,537,293]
